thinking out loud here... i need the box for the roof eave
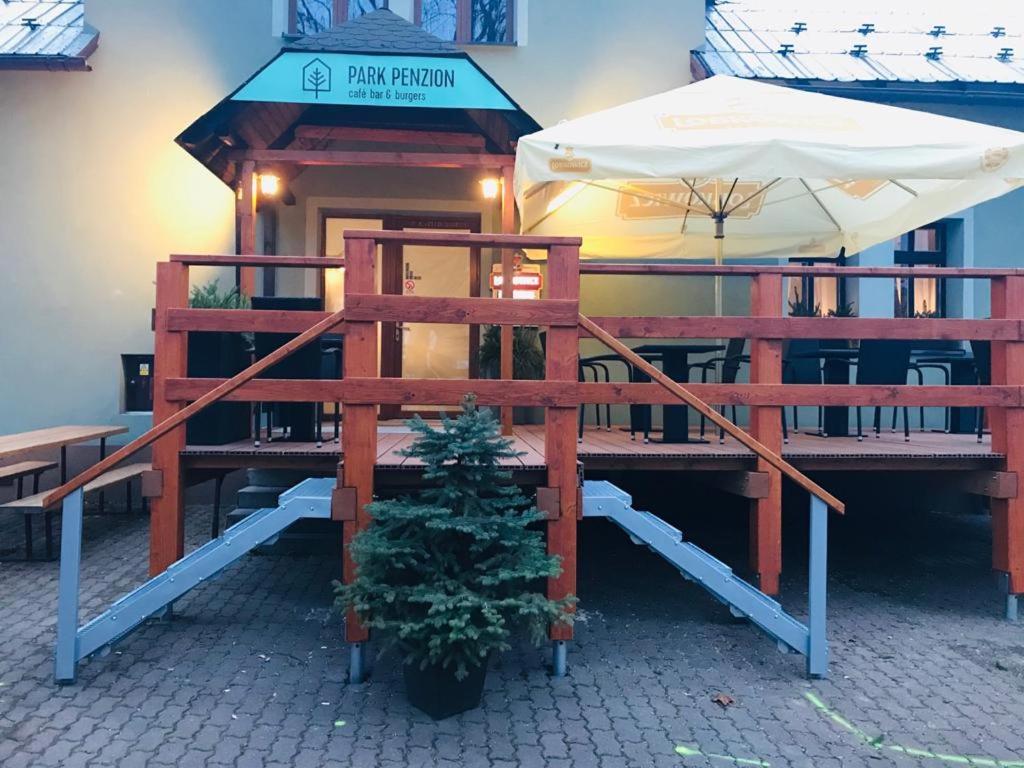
[0,55,91,72]
[0,24,99,72]
[691,53,1024,105]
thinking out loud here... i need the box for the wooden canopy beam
[230,149,514,168]
[293,126,488,149]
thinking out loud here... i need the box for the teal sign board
[233,52,516,110]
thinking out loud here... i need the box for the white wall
[0,1,280,436]
[470,0,703,125]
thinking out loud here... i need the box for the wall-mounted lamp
[479,176,501,200]
[259,173,281,197]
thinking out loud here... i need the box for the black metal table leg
[210,474,224,539]
[44,510,54,560]
[98,437,107,515]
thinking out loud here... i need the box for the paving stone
[3,499,1024,767]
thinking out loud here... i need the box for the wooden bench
[0,460,58,491]
[0,460,58,559]
[1,462,150,560]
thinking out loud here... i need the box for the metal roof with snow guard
[694,0,1024,94]
[0,0,97,71]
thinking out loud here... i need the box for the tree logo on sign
[302,58,332,99]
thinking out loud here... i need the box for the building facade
[0,0,703,436]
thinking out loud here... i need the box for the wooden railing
[577,262,1024,597]
[47,245,1024,605]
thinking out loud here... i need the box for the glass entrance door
[321,212,481,419]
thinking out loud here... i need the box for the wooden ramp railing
[578,314,845,513]
[42,308,348,509]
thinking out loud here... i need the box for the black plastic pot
[403,657,489,720]
[186,332,251,445]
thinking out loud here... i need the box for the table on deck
[0,425,128,483]
[632,344,725,443]
[793,348,858,437]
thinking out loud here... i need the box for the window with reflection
[893,224,945,318]
[419,0,514,43]
[290,0,388,35]
[787,254,848,317]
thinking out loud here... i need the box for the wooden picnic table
[0,425,128,481]
[0,426,132,561]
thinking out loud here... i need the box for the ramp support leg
[806,495,829,679]
[1000,573,1019,621]
[349,642,364,684]
[55,489,84,685]
[552,640,567,678]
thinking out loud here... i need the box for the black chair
[691,339,748,442]
[972,340,991,443]
[320,334,344,445]
[906,343,966,433]
[252,297,325,446]
[782,339,824,438]
[853,340,914,442]
[581,354,643,442]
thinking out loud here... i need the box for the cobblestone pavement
[1,482,1023,768]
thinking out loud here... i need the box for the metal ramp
[55,477,335,684]
[582,480,829,678]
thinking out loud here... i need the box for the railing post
[545,243,580,665]
[806,494,828,678]
[340,236,378,676]
[990,276,1024,618]
[150,261,189,576]
[749,273,784,595]
[54,488,84,684]
[500,164,516,436]
[236,160,257,297]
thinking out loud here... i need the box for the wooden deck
[181,423,1001,473]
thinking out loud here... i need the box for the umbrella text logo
[657,112,857,132]
[982,147,1010,172]
[549,147,592,173]
[616,181,767,221]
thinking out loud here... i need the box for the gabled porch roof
[175,9,538,188]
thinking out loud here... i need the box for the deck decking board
[181,424,1000,472]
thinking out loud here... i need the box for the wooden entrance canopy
[174,9,536,192]
[174,10,537,432]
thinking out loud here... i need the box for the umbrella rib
[587,180,707,214]
[721,177,739,214]
[723,177,782,216]
[681,178,717,214]
[799,178,842,232]
[888,179,919,197]
[761,179,848,208]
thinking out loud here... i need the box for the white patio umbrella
[515,76,1024,313]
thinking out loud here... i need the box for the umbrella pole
[713,237,724,318]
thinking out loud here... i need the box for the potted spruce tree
[186,280,252,445]
[336,396,574,719]
[478,325,546,424]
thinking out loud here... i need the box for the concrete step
[236,485,286,509]
[247,468,317,488]
[226,508,342,556]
